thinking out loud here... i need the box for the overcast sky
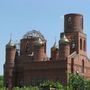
[0,0,90,75]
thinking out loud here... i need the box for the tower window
[80,38,82,50]
[81,60,84,73]
[83,40,86,51]
[68,17,72,24]
[71,58,74,73]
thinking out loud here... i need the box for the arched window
[71,58,74,73]
[80,38,82,50]
[81,60,84,73]
[83,40,86,51]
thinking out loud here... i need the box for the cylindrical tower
[59,34,70,60]
[6,40,16,63]
[20,37,37,55]
[64,13,83,33]
[51,42,59,60]
[4,39,16,88]
[34,38,47,61]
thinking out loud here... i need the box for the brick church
[4,13,90,87]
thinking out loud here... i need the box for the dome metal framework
[23,30,46,41]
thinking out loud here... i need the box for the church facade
[4,13,90,87]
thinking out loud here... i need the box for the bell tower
[63,13,86,56]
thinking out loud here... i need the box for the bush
[84,80,90,90]
[68,73,84,90]
[40,80,64,90]
[40,80,55,88]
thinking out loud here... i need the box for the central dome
[23,30,46,41]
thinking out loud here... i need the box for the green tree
[84,80,90,90]
[0,76,3,88]
[55,81,64,90]
[68,73,84,90]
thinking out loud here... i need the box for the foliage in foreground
[0,86,39,90]
[0,75,3,88]
[1,74,90,90]
[68,73,90,90]
[40,80,64,90]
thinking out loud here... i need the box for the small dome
[51,42,58,51]
[6,39,15,48]
[59,34,69,44]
